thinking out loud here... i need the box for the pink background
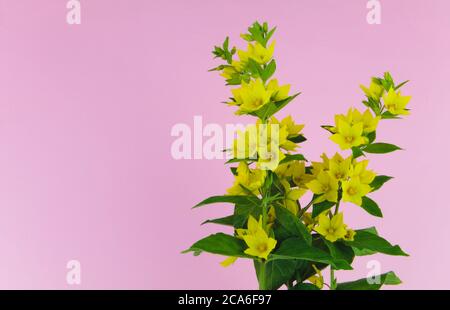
[0,0,448,289]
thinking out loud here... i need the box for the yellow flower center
[257,243,268,253]
[253,98,263,108]
[347,186,357,196]
[328,228,335,234]
[322,185,330,192]
[345,136,355,143]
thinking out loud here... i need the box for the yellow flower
[333,108,379,134]
[232,60,246,72]
[350,159,376,185]
[221,65,239,80]
[256,148,285,171]
[360,79,385,100]
[314,213,347,242]
[342,177,371,206]
[343,227,356,241]
[220,256,238,267]
[280,115,304,137]
[267,79,291,101]
[291,161,314,188]
[353,108,380,134]
[328,153,352,181]
[281,180,307,215]
[267,206,276,228]
[267,117,297,151]
[330,119,367,150]
[247,41,275,64]
[236,215,263,239]
[274,161,313,189]
[302,212,317,232]
[239,215,277,260]
[243,229,277,260]
[311,153,330,177]
[232,125,258,159]
[308,265,324,289]
[227,162,266,196]
[232,79,274,114]
[274,162,293,178]
[306,171,338,203]
[382,88,411,115]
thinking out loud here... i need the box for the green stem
[258,261,267,290]
[334,200,340,216]
[299,197,315,218]
[330,267,336,290]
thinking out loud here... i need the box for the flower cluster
[185,22,410,290]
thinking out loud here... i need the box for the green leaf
[321,125,335,134]
[193,195,260,209]
[345,230,408,256]
[288,134,307,144]
[351,147,365,159]
[246,58,264,77]
[290,283,320,290]
[294,260,326,283]
[367,131,376,144]
[360,196,383,217]
[370,175,393,192]
[351,226,379,255]
[265,27,276,45]
[274,205,312,245]
[312,200,335,218]
[336,271,401,290]
[383,72,395,89]
[252,93,300,121]
[363,143,402,154]
[270,238,352,270]
[381,111,401,119]
[225,158,252,164]
[359,226,378,235]
[394,80,410,90]
[352,247,377,256]
[183,233,249,257]
[201,215,235,226]
[261,60,276,82]
[324,240,355,269]
[254,260,297,290]
[279,153,307,164]
[233,202,261,228]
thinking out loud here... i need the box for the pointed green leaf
[201,215,235,226]
[345,230,408,256]
[351,147,365,159]
[370,175,393,192]
[254,260,297,290]
[312,200,335,218]
[360,196,383,217]
[336,271,401,290]
[269,238,352,270]
[252,93,300,121]
[193,195,260,208]
[290,283,320,290]
[274,205,312,245]
[279,153,307,164]
[363,143,402,154]
[183,233,249,258]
